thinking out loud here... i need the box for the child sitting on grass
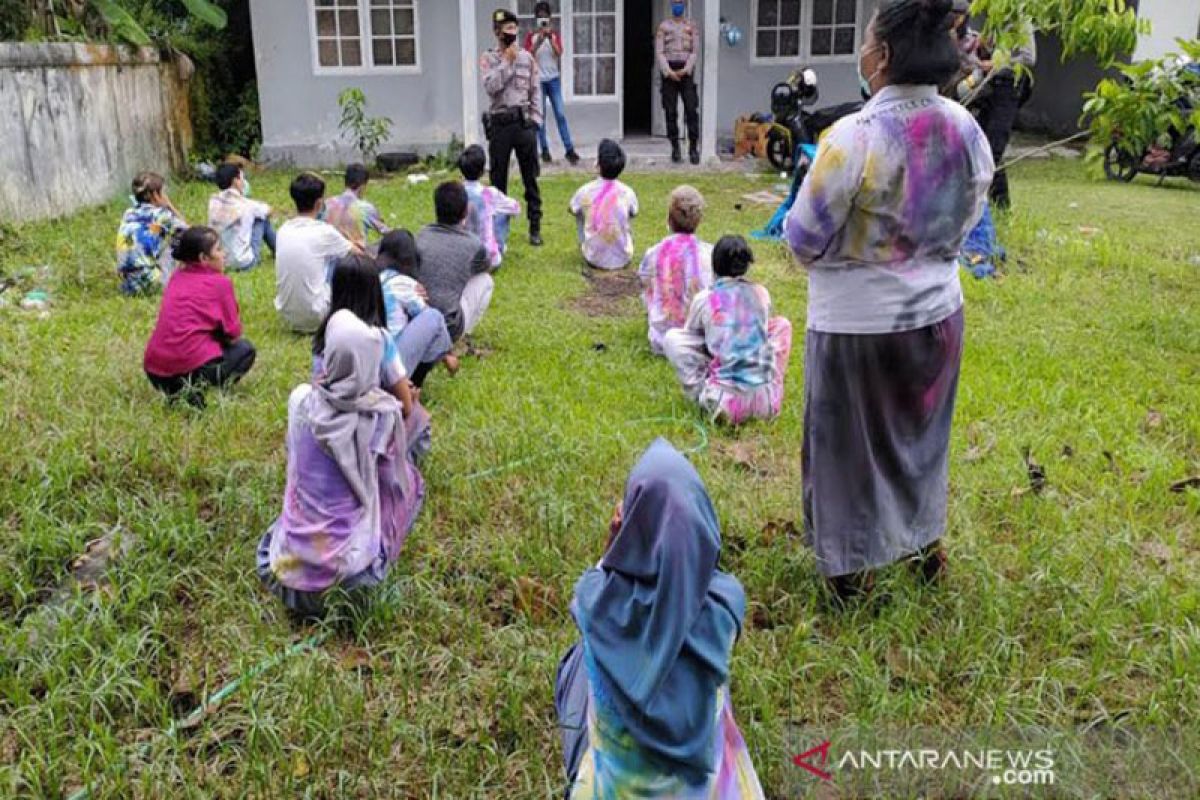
[142,227,255,408]
[376,230,459,387]
[415,181,493,343]
[638,185,714,355]
[322,163,390,250]
[207,162,275,271]
[569,139,639,270]
[459,145,520,269]
[116,171,187,296]
[663,235,793,426]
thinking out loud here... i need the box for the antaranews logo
[792,741,1056,788]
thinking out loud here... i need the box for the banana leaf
[179,0,228,29]
[90,0,151,46]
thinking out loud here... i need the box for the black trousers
[977,74,1020,208]
[146,338,256,407]
[662,72,700,143]
[489,120,543,231]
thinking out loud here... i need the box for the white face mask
[857,44,884,98]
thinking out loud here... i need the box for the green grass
[0,160,1198,798]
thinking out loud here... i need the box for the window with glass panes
[754,0,803,60]
[571,0,617,97]
[753,0,859,61]
[515,0,561,42]
[311,0,419,71]
[810,0,858,57]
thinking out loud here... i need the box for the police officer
[481,9,544,246]
[656,1,700,164]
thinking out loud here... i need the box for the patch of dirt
[567,269,642,318]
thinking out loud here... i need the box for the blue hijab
[571,438,746,780]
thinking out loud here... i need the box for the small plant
[338,88,394,165]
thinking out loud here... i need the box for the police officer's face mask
[671,3,686,16]
[500,31,517,47]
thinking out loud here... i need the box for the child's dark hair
[872,0,960,86]
[132,172,165,204]
[313,254,388,356]
[345,163,370,191]
[458,145,487,182]
[712,235,755,278]
[597,139,626,180]
[434,181,469,226]
[377,229,421,276]
[215,163,243,191]
[290,172,327,213]
[171,226,221,264]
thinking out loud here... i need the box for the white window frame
[513,0,623,103]
[749,0,863,66]
[308,0,423,76]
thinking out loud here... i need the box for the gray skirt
[802,309,964,578]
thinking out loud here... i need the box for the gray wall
[251,0,464,166]
[0,43,191,224]
[1019,33,1111,137]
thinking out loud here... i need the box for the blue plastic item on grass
[752,143,820,241]
[959,202,1006,279]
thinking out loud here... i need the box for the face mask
[242,177,252,198]
[672,3,686,17]
[857,45,883,98]
[500,31,517,47]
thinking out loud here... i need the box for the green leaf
[90,0,151,46]
[178,0,228,29]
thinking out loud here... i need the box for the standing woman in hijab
[257,310,425,617]
[555,439,764,798]
[784,0,993,600]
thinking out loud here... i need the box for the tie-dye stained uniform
[322,189,388,248]
[570,178,640,270]
[638,233,714,355]
[464,180,521,268]
[115,203,184,296]
[663,278,793,425]
[784,84,993,334]
[569,672,764,799]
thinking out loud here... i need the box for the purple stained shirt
[464,180,520,268]
[570,178,640,270]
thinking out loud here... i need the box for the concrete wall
[1018,33,1111,136]
[0,43,191,224]
[251,0,464,166]
[1133,0,1200,61]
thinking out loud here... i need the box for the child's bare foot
[442,354,460,376]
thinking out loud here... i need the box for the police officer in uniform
[481,9,544,246]
[656,1,701,164]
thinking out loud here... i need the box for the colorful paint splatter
[638,233,713,354]
[115,203,183,296]
[570,178,640,270]
[464,180,521,268]
[322,189,388,247]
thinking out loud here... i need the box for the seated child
[143,227,255,408]
[258,307,425,618]
[414,182,493,342]
[207,162,275,271]
[663,235,793,426]
[115,171,187,296]
[569,139,639,270]
[376,230,459,387]
[638,185,714,355]
[322,163,389,249]
[458,145,520,269]
[275,173,359,334]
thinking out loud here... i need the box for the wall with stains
[0,44,192,224]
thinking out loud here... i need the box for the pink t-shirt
[143,262,243,377]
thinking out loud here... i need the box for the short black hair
[215,163,243,191]
[171,226,221,264]
[290,172,326,213]
[597,139,626,180]
[132,172,165,204]
[712,235,755,278]
[345,163,369,191]
[434,181,469,226]
[458,145,487,182]
[313,254,387,356]
[872,0,961,87]
[534,1,552,16]
[377,229,421,276]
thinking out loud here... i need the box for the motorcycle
[765,67,862,172]
[1103,62,1200,184]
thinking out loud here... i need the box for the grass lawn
[1,159,1198,798]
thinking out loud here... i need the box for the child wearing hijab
[555,438,764,798]
[376,230,460,387]
[313,254,431,460]
[638,185,713,355]
[663,236,793,425]
[258,309,426,617]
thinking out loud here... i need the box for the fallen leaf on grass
[1078,226,1101,237]
[1143,409,1164,430]
[292,753,310,779]
[1170,476,1200,493]
[1136,541,1173,565]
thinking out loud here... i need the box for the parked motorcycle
[765,68,862,172]
[1103,61,1200,184]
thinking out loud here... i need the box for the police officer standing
[656,1,701,165]
[481,9,544,246]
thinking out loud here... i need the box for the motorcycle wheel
[1103,144,1138,183]
[766,130,794,173]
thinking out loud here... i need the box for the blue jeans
[539,76,575,155]
[231,217,277,271]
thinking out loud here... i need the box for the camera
[537,17,551,28]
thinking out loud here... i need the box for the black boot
[529,224,543,247]
[670,140,682,163]
[689,141,700,165]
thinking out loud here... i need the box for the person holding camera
[481,9,545,246]
[524,2,580,166]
